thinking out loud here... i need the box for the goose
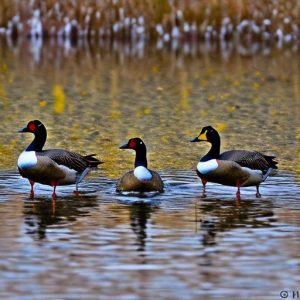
[191,126,278,200]
[116,138,164,193]
[17,120,102,200]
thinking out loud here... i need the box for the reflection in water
[199,199,274,230]
[23,196,98,240]
[2,34,300,63]
[196,198,275,248]
[129,202,156,252]
[0,171,299,299]
[200,219,216,247]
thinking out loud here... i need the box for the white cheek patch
[17,151,37,169]
[134,166,153,181]
[197,159,218,175]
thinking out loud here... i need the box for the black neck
[200,138,220,162]
[26,128,47,152]
[134,147,148,168]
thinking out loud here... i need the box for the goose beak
[119,143,129,149]
[18,127,28,133]
[190,137,199,142]
[190,132,207,142]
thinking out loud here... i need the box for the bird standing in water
[191,126,277,200]
[17,120,103,200]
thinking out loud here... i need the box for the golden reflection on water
[0,41,299,178]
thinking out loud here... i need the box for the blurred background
[1,0,299,44]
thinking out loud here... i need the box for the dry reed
[0,0,299,43]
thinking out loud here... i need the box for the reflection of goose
[196,198,275,247]
[198,198,274,231]
[116,138,164,193]
[17,120,103,200]
[23,196,98,240]
[129,203,154,252]
[191,126,278,200]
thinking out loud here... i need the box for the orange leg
[236,179,241,201]
[256,185,261,198]
[29,180,35,199]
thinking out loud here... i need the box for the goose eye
[140,141,143,145]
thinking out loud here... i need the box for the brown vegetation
[0,0,299,42]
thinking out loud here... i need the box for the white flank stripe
[197,159,218,175]
[134,166,152,181]
[17,151,37,169]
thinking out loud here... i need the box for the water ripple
[0,170,299,299]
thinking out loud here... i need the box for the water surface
[0,171,299,299]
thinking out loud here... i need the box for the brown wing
[39,149,91,172]
[197,160,250,186]
[116,171,144,192]
[116,170,164,192]
[18,155,67,184]
[219,150,278,171]
[149,170,164,192]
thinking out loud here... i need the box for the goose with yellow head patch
[17,120,103,200]
[191,126,278,200]
[116,138,164,193]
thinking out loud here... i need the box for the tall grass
[0,0,299,42]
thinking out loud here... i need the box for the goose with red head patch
[191,126,278,200]
[17,120,103,200]
[116,137,164,193]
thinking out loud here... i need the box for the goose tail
[263,154,278,170]
[76,154,103,185]
[84,154,104,168]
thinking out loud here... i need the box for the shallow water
[0,39,300,299]
[0,171,300,299]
